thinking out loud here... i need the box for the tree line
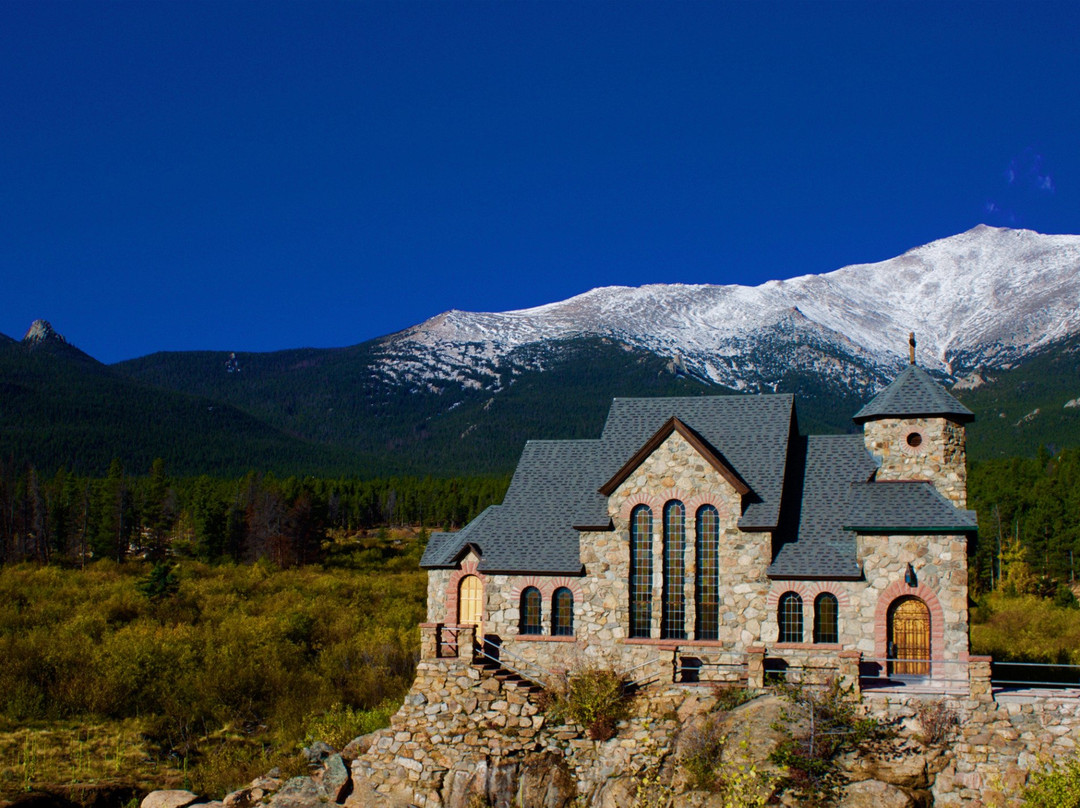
[969,446,1080,598]
[0,458,509,566]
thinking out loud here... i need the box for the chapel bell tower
[852,333,974,508]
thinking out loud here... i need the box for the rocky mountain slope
[375,225,1080,396]
[9,226,1080,475]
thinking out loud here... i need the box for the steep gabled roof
[421,393,796,574]
[852,364,973,423]
[598,417,751,497]
[599,395,795,530]
[844,482,978,533]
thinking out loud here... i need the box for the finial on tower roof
[909,332,916,365]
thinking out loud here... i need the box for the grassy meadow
[0,531,426,801]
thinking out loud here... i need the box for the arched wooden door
[889,596,930,676]
[457,575,483,638]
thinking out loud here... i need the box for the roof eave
[852,409,975,425]
[572,520,614,531]
[844,525,976,534]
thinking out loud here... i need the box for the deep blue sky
[3,1,1079,363]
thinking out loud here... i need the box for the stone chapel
[420,345,977,682]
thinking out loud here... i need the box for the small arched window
[778,592,803,644]
[520,587,542,635]
[814,593,839,644]
[552,587,574,636]
[629,505,653,638]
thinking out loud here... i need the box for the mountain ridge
[374,225,1080,395]
[8,225,1080,475]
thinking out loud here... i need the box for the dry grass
[0,718,184,799]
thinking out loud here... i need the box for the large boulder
[516,752,577,808]
[319,754,351,803]
[265,777,326,808]
[835,780,917,808]
[140,791,200,808]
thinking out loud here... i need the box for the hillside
[0,323,350,477]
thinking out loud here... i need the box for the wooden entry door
[889,597,930,676]
[457,575,483,639]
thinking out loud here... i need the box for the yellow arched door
[457,575,483,639]
[889,597,930,676]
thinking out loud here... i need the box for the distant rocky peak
[22,319,67,345]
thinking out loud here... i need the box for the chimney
[909,332,916,365]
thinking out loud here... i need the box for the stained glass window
[695,505,720,640]
[813,593,838,644]
[629,505,653,638]
[552,587,574,636]
[778,592,803,643]
[662,501,687,639]
[520,586,542,635]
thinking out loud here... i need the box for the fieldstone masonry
[864,417,968,507]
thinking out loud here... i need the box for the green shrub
[679,715,727,790]
[303,700,397,750]
[768,678,889,806]
[1022,754,1080,807]
[544,667,631,741]
[712,685,757,713]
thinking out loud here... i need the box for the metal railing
[436,624,461,658]
[474,636,553,687]
[859,657,969,694]
[991,660,1080,691]
[621,655,669,690]
[673,656,748,685]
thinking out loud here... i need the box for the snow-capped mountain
[374,226,1080,395]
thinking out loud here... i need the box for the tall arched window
[662,500,687,639]
[695,505,720,640]
[629,505,653,638]
[519,587,542,635]
[778,592,803,643]
[814,592,838,644]
[552,587,574,636]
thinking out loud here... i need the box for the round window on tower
[900,428,927,455]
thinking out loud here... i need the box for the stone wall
[351,650,1080,808]
[865,689,1080,807]
[347,655,678,808]
[863,417,968,507]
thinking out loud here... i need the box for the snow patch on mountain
[374,226,1080,394]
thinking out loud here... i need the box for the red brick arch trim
[619,493,734,526]
[445,559,487,625]
[766,582,851,610]
[874,582,946,661]
[509,577,584,600]
[684,496,735,521]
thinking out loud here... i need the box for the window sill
[514,634,577,642]
[622,638,730,648]
[772,643,843,651]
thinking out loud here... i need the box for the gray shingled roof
[422,386,976,579]
[422,394,795,574]
[853,364,974,423]
[768,435,877,579]
[598,395,795,530]
[845,482,978,532]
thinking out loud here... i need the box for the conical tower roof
[852,364,974,424]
